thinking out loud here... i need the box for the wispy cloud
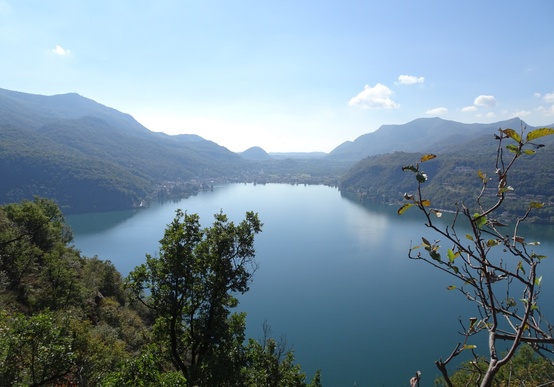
[348,83,399,109]
[396,75,424,85]
[425,107,447,115]
[461,105,477,112]
[539,105,554,116]
[52,44,71,56]
[543,92,554,104]
[474,95,497,107]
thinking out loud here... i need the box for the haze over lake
[66,184,554,386]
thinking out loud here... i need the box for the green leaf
[447,248,459,263]
[446,285,456,291]
[502,128,522,143]
[462,344,477,350]
[421,237,431,247]
[429,250,441,262]
[526,127,554,142]
[486,239,499,247]
[472,213,487,229]
[530,201,544,209]
[420,154,437,162]
[517,261,526,274]
[416,173,428,183]
[530,252,547,260]
[523,149,536,155]
[535,276,543,286]
[397,203,413,215]
[465,234,474,241]
[402,165,418,173]
[418,199,431,207]
[451,265,459,274]
[506,144,520,154]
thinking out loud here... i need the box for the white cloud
[52,44,71,56]
[396,75,425,85]
[348,83,399,109]
[541,104,554,116]
[534,92,542,99]
[461,105,477,112]
[474,95,497,107]
[425,107,448,115]
[543,92,554,104]
[486,112,495,118]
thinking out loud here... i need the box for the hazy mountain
[240,146,272,161]
[0,88,246,213]
[3,87,554,216]
[339,121,554,222]
[328,117,533,161]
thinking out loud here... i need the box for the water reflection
[66,208,139,235]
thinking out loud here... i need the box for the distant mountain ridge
[327,117,551,161]
[239,146,272,161]
[339,119,554,222]
[3,86,554,216]
[0,88,246,213]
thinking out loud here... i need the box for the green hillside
[340,132,554,223]
[0,88,247,213]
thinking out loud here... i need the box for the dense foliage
[436,345,554,386]
[0,198,319,386]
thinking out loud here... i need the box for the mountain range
[1,87,553,216]
[327,116,554,160]
[0,88,247,213]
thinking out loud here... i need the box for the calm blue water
[66,183,554,386]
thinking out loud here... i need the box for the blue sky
[1,1,553,152]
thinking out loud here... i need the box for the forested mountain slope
[0,88,247,213]
[340,130,554,222]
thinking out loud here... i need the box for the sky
[1,1,553,153]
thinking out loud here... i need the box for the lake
[66,183,554,386]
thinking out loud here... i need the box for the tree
[242,321,322,387]
[442,344,554,386]
[0,197,75,309]
[400,127,554,386]
[127,210,263,386]
[0,310,75,386]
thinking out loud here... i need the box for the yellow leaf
[397,203,413,215]
[477,170,487,182]
[502,128,521,143]
[420,154,437,162]
[526,127,554,142]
